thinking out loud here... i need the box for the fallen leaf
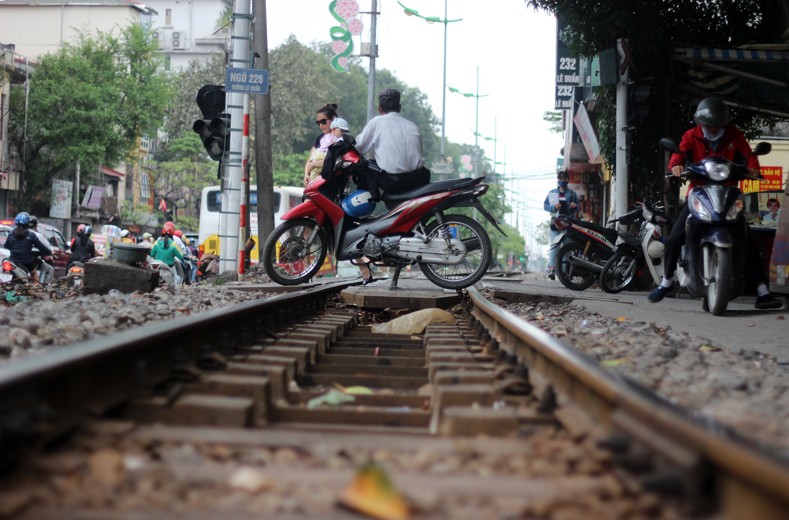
[602,358,630,367]
[699,345,721,352]
[615,316,630,322]
[338,463,409,520]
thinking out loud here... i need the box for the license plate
[0,273,12,283]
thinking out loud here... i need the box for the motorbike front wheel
[600,249,638,294]
[419,214,492,290]
[705,245,732,316]
[263,218,328,285]
[555,242,599,291]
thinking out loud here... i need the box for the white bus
[198,185,303,262]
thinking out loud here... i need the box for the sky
[266,0,564,258]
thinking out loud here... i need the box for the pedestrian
[304,103,340,185]
[354,89,430,201]
[647,97,781,309]
[543,171,579,280]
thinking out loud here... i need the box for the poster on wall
[49,179,73,219]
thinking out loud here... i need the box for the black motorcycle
[551,209,642,291]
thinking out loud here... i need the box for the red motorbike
[262,146,504,290]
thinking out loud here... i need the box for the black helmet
[29,215,38,228]
[694,97,729,127]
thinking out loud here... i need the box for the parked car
[0,219,71,278]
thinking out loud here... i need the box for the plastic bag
[371,308,455,335]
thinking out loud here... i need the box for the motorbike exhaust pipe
[569,254,605,273]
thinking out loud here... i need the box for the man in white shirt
[355,89,430,200]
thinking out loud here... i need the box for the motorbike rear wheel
[419,214,492,290]
[706,245,731,316]
[599,249,638,293]
[263,218,328,285]
[555,242,598,291]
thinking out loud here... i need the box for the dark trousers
[665,202,766,286]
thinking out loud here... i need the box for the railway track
[0,280,787,519]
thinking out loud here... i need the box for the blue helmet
[14,212,30,227]
[341,190,375,218]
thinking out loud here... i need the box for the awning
[101,166,125,178]
[673,44,789,118]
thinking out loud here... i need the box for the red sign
[740,166,783,194]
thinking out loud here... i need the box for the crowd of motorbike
[549,138,775,316]
[0,217,208,293]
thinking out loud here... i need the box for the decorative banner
[49,179,73,219]
[329,0,364,72]
[740,166,783,194]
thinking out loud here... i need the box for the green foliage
[8,25,172,208]
[525,0,785,205]
[163,53,225,141]
[543,111,563,134]
[273,153,310,187]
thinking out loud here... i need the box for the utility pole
[253,0,275,248]
[615,38,630,223]
[365,0,378,122]
[219,0,251,273]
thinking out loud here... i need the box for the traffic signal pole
[219,0,252,273]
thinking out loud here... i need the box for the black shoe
[547,272,555,280]
[648,284,674,303]
[362,274,374,286]
[755,294,782,310]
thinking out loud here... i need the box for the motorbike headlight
[705,162,731,181]
[689,192,712,221]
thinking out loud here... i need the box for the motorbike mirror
[659,138,680,154]
[752,142,771,156]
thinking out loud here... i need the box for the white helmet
[647,240,665,260]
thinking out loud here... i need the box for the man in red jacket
[648,97,781,309]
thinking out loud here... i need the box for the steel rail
[0,280,356,466]
[467,287,789,519]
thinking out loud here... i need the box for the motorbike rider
[68,224,96,267]
[354,88,431,201]
[28,215,55,283]
[647,97,781,309]
[4,212,52,281]
[544,170,579,280]
[151,222,184,284]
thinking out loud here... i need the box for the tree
[8,26,172,209]
[525,0,784,202]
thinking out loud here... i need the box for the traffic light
[193,85,230,162]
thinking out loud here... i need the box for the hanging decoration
[328,0,364,72]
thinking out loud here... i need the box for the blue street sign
[225,68,269,94]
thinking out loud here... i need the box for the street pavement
[478,272,789,364]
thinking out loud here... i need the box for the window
[140,172,151,199]
[206,191,276,212]
[165,8,172,26]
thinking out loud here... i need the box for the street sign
[225,68,269,94]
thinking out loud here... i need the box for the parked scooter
[599,202,670,293]
[263,142,504,290]
[550,209,642,291]
[661,138,771,315]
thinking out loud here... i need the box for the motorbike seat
[381,176,484,207]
